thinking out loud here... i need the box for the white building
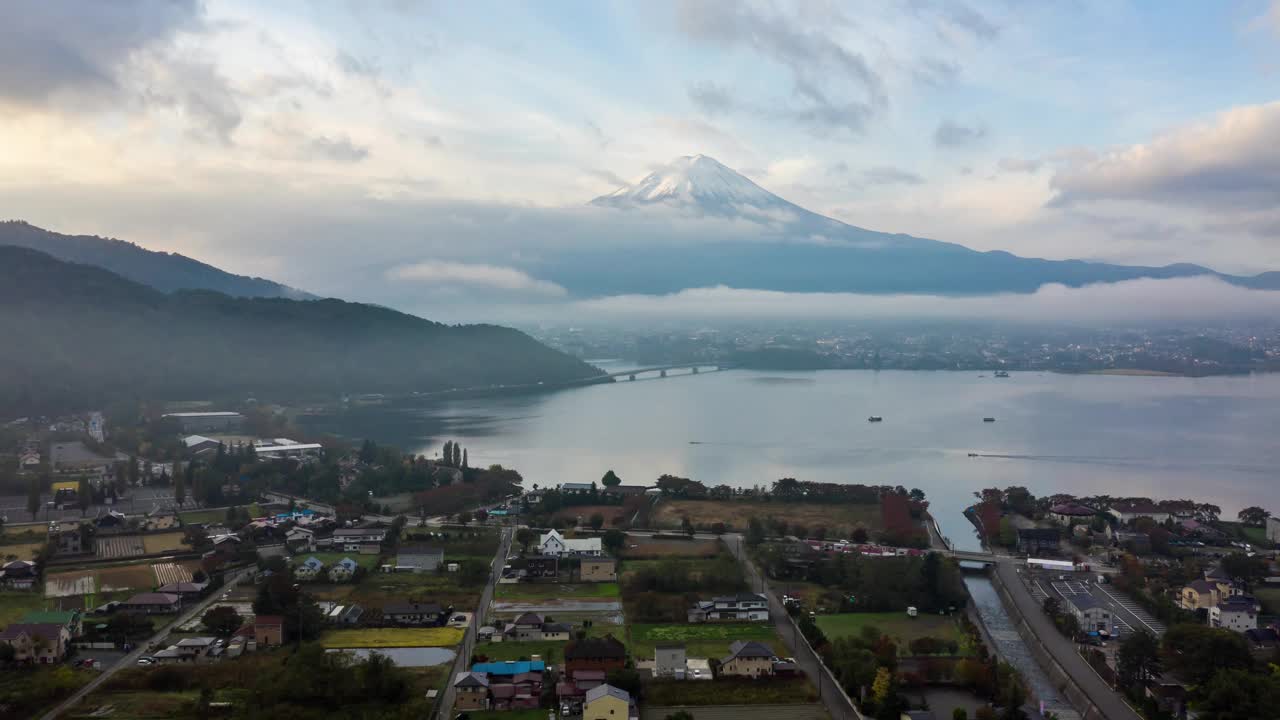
[254,443,323,460]
[1267,516,1280,545]
[1210,597,1260,633]
[1107,502,1171,525]
[539,529,602,557]
[1065,595,1114,636]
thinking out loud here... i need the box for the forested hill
[0,246,603,414]
[0,220,312,299]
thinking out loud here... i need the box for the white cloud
[388,261,567,297]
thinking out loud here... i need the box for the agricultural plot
[652,500,883,534]
[44,560,199,598]
[0,541,45,562]
[96,536,146,559]
[320,627,464,648]
[621,537,722,559]
[628,623,779,659]
[494,582,620,600]
[153,562,195,586]
[142,532,187,555]
[814,612,968,654]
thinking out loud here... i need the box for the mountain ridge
[0,245,602,415]
[0,220,313,299]
[582,155,1280,293]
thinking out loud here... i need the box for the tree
[952,710,968,720]
[910,488,927,502]
[602,529,626,555]
[174,467,186,507]
[457,511,472,526]
[202,606,243,637]
[664,712,695,720]
[1042,596,1062,618]
[681,515,695,538]
[997,517,1016,547]
[1161,624,1253,686]
[127,456,140,487]
[746,516,766,547]
[461,448,468,469]
[516,527,537,553]
[27,475,41,520]
[601,470,622,488]
[442,441,453,467]
[458,559,489,586]
[1117,630,1161,687]
[1237,506,1270,526]
[872,666,895,708]
[77,478,90,517]
[589,512,605,531]
[1221,553,1269,587]
[1197,668,1280,719]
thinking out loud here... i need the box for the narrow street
[435,525,512,720]
[40,566,256,720]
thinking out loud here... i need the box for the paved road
[40,566,256,720]
[993,561,1140,720]
[723,533,864,720]
[436,525,512,720]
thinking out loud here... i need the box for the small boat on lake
[993,370,1010,378]
[867,416,883,422]
[983,417,996,423]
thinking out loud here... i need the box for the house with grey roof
[395,544,444,573]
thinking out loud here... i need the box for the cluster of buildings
[0,610,81,664]
[1178,565,1268,635]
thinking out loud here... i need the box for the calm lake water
[301,368,1280,552]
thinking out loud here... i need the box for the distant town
[0,406,1277,720]
[533,323,1280,376]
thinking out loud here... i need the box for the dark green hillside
[0,246,602,414]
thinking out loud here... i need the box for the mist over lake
[300,368,1280,551]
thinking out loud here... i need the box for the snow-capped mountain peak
[591,154,792,212]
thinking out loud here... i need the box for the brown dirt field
[621,537,721,558]
[0,541,46,562]
[652,499,882,534]
[553,505,634,527]
[95,563,158,592]
[142,531,187,554]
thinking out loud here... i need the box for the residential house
[1064,595,1113,635]
[156,581,208,599]
[507,612,547,641]
[580,558,617,583]
[0,623,70,664]
[255,616,284,647]
[1180,579,1225,611]
[1015,528,1061,555]
[0,560,39,589]
[1048,503,1097,526]
[1210,596,1260,633]
[332,527,386,554]
[602,485,649,499]
[655,643,687,679]
[1114,531,1152,554]
[539,529,603,557]
[524,555,560,579]
[20,610,83,639]
[561,482,594,495]
[49,523,85,555]
[1107,502,1171,525]
[688,593,769,623]
[453,671,491,711]
[142,510,179,532]
[720,640,776,678]
[295,556,325,580]
[584,684,635,720]
[382,601,444,626]
[93,510,128,531]
[395,544,444,573]
[542,622,572,642]
[565,635,627,675]
[122,592,182,614]
[175,636,219,661]
[183,435,222,457]
[328,557,360,582]
[285,527,315,554]
[325,603,364,625]
[491,671,543,711]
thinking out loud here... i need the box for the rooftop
[585,684,630,705]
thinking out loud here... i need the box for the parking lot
[1027,571,1166,639]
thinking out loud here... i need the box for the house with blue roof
[295,556,325,581]
[328,557,360,583]
[471,660,546,676]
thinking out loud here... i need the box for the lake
[300,367,1280,551]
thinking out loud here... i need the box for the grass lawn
[628,623,778,659]
[495,582,620,600]
[0,590,49,627]
[645,677,818,706]
[815,612,967,654]
[320,627,464,648]
[652,499,882,534]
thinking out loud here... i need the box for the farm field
[320,627,464,648]
[142,532,188,554]
[0,540,45,562]
[96,535,146,559]
[814,612,967,653]
[495,582,620,600]
[344,568,485,609]
[645,678,818,706]
[652,500,882,534]
[44,560,199,598]
[178,504,263,526]
[628,623,778,659]
[620,536,721,559]
[552,504,633,526]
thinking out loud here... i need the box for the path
[436,525,512,720]
[722,533,863,720]
[993,561,1141,720]
[40,566,256,720]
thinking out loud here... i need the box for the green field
[0,591,50,627]
[628,623,779,659]
[495,582,620,600]
[815,612,968,654]
[179,504,262,526]
[645,677,818,706]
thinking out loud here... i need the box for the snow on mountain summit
[590,155,793,212]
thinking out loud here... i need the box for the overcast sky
[3,1,1280,322]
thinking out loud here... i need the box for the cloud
[335,50,379,78]
[584,167,629,188]
[672,1,885,134]
[568,277,1280,324]
[687,81,736,115]
[389,261,567,297]
[998,157,1042,173]
[934,120,987,148]
[309,135,370,163]
[862,166,926,185]
[1050,101,1280,212]
[0,0,203,103]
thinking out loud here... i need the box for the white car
[136,658,154,666]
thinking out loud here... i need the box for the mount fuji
[562,155,1280,297]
